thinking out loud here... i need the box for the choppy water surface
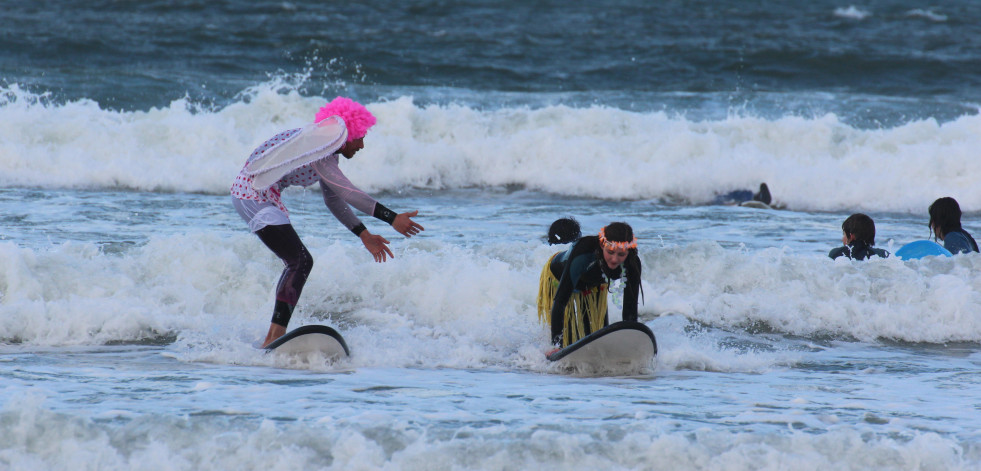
[2,188,981,469]
[4,0,981,468]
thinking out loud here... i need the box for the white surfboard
[547,321,657,373]
[264,324,350,359]
[738,200,772,209]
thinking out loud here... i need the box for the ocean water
[2,1,981,469]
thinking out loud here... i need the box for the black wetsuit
[828,241,889,261]
[942,229,979,254]
[549,236,641,345]
[255,224,314,327]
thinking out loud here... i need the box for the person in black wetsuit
[829,213,888,260]
[928,197,979,255]
[713,182,772,205]
[536,219,642,350]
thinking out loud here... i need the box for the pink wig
[314,97,376,141]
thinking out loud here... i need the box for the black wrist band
[351,223,367,236]
[373,203,397,225]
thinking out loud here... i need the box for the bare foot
[261,323,287,348]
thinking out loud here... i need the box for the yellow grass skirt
[536,253,608,347]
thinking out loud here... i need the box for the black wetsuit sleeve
[548,238,599,345]
[621,254,641,323]
[828,246,848,260]
[550,262,576,346]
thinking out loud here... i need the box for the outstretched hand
[393,210,424,237]
[360,231,394,263]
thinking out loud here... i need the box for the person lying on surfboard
[230,96,425,348]
[537,218,643,353]
[928,197,979,255]
[829,213,888,261]
[713,182,772,206]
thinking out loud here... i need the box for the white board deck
[264,324,350,359]
[738,200,772,209]
[547,321,657,373]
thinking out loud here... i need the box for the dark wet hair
[596,222,638,268]
[754,183,772,205]
[547,217,581,245]
[842,213,876,245]
[928,197,963,237]
[601,221,634,243]
[596,221,643,302]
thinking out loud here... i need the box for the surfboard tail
[264,324,350,358]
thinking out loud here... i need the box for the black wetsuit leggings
[255,224,314,327]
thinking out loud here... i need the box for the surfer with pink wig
[230,96,425,347]
[314,96,377,141]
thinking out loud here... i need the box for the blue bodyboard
[895,240,953,260]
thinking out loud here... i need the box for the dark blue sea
[2,1,981,469]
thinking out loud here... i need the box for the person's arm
[549,264,576,346]
[828,246,847,260]
[548,241,595,345]
[314,157,379,216]
[620,255,641,323]
[358,229,394,262]
[314,182,394,262]
[320,180,366,235]
[315,158,423,237]
[392,210,424,237]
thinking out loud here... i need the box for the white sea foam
[1,393,977,471]
[2,83,980,213]
[650,241,981,343]
[834,6,871,20]
[906,9,948,22]
[3,230,981,374]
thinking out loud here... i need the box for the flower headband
[599,227,638,252]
